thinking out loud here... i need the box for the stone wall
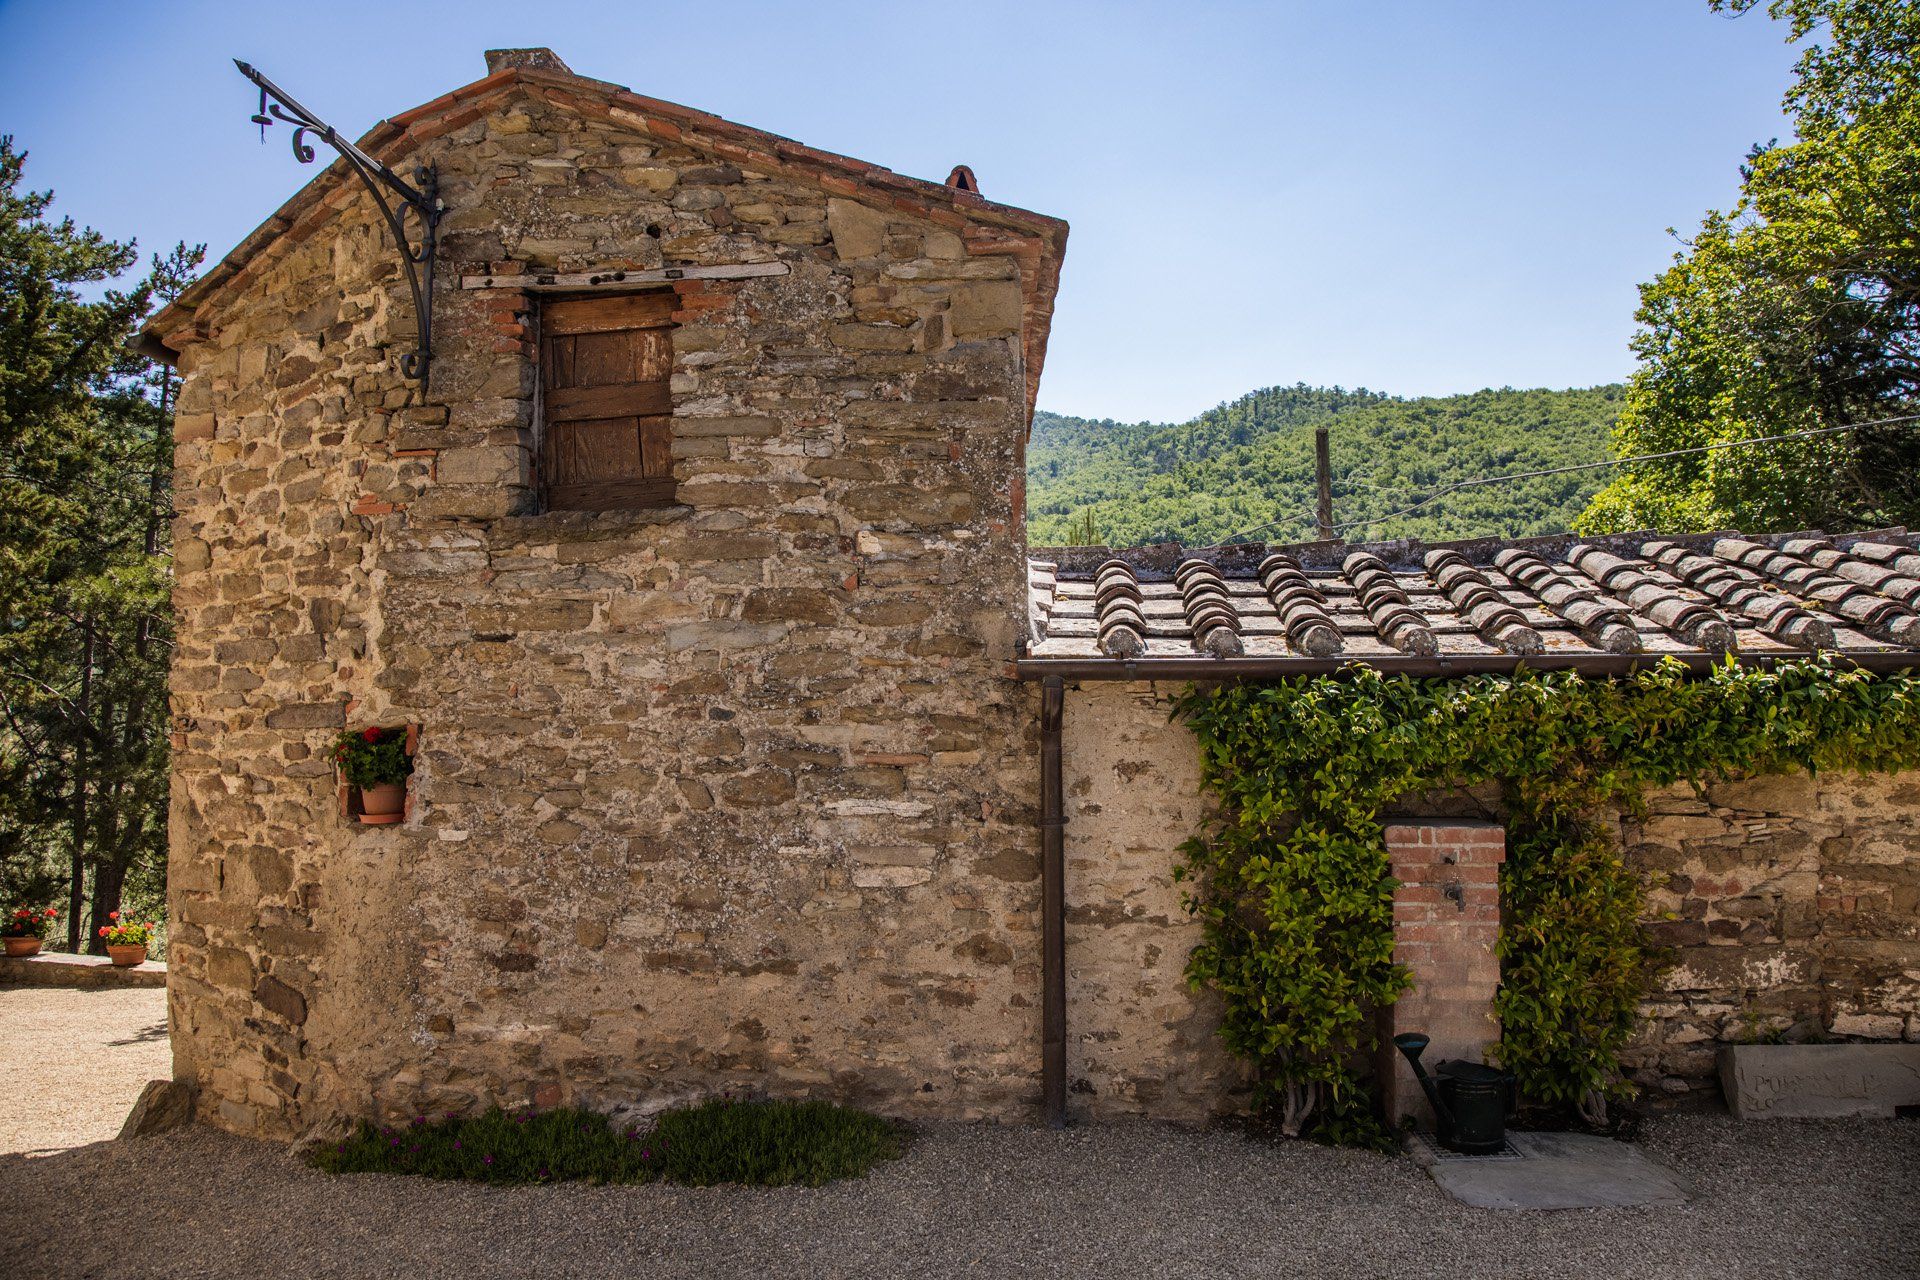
[1061,684,1920,1116]
[166,81,1053,1138]
[1060,683,1247,1120]
[164,67,1920,1139]
[1627,770,1920,1097]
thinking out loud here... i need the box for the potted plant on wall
[334,725,415,824]
[4,906,58,958]
[98,912,157,967]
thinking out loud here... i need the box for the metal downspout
[1040,675,1067,1128]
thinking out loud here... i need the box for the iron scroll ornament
[236,59,443,386]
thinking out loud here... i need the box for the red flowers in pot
[3,906,58,958]
[98,912,157,966]
[333,725,415,824]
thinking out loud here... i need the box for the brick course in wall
[1378,821,1505,1129]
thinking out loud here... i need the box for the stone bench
[0,951,167,990]
[1720,1044,1920,1119]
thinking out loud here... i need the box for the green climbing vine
[1173,658,1920,1138]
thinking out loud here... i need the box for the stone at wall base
[0,951,166,989]
[1719,1043,1920,1119]
[120,1079,195,1139]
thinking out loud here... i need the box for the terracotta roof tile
[1023,528,1920,675]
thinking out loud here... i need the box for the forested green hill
[1026,384,1624,547]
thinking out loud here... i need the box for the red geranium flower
[363,726,382,744]
[109,910,119,920]
[97,926,108,937]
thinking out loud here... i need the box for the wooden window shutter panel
[541,290,676,511]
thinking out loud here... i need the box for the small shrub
[647,1096,906,1187]
[310,1098,905,1188]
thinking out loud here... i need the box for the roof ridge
[140,56,1068,422]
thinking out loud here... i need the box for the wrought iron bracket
[236,59,443,387]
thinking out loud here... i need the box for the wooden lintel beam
[460,261,790,291]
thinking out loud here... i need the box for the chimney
[485,48,572,75]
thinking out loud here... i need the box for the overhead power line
[1205,411,1920,549]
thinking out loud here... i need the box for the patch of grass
[309,1098,906,1188]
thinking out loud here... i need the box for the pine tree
[0,136,201,949]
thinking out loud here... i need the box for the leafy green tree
[1581,0,1920,534]
[0,136,199,950]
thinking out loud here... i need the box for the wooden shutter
[540,291,675,510]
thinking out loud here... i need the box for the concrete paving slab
[1419,1130,1693,1210]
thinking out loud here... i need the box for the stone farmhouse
[142,49,1920,1140]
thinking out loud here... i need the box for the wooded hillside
[1027,384,1623,547]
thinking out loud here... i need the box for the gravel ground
[2,1114,1915,1279]
[1,986,1915,1280]
[0,986,170,1155]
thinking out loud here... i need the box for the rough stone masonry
[145,49,1919,1141]
[149,49,1069,1138]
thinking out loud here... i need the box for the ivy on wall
[1173,658,1920,1138]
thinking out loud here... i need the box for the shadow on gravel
[105,1018,169,1047]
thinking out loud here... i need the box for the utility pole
[1314,426,1334,542]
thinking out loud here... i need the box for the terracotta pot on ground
[358,781,407,825]
[106,944,148,967]
[4,937,43,958]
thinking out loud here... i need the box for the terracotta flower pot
[358,781,407,824]
[107,944,148,968]
[4,937,42,958]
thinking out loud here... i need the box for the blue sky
[0,0,1797,422]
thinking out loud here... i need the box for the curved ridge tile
[1845,540,1920,579]
[1256,552,1343,657]
[1569,545,1735,652]
[1491,547,1639,654]
[1714,538,1920,646]
[1027,560,1059,647]
[1342,551,1437,655]
[1091,559,1146,659]
[1779,537,1920,609]
[1175,559,1244,657]
[1423,550,1543,655]
[1643,541,1834,649]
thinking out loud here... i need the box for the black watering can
[1392,1032,1514,1155]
